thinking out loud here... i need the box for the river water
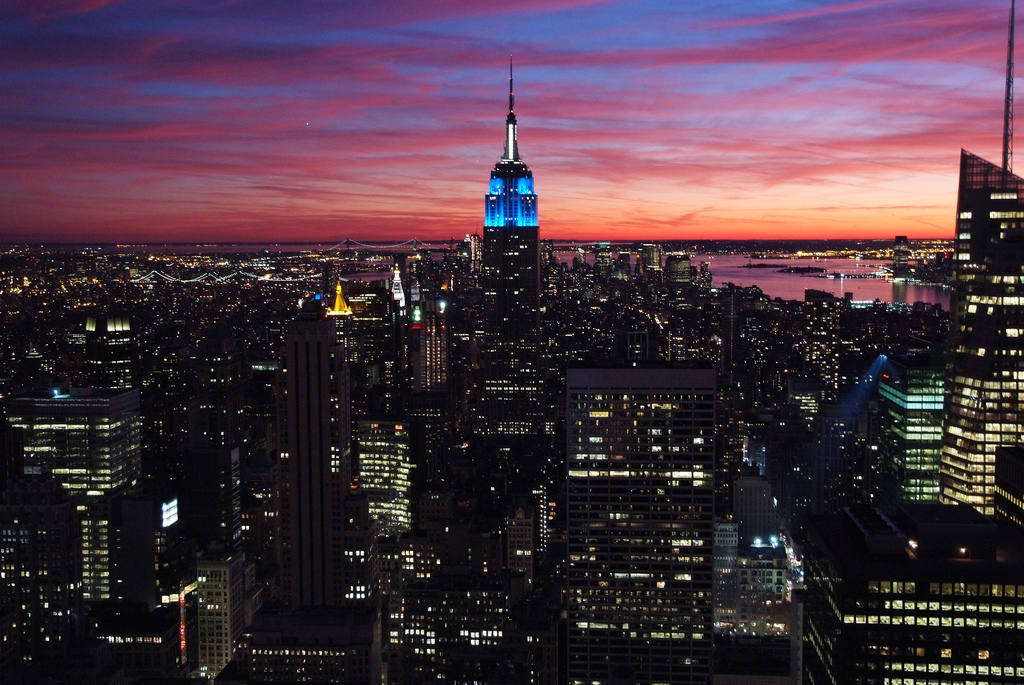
[695,255,949,309]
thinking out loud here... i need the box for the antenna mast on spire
[1004,0,1016,171]
[502,58,519,161]
[509,56,516,113]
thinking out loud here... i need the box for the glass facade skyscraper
[942,150,1024,515]
[879,352,944,504]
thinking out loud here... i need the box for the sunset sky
[0,0,1017,243]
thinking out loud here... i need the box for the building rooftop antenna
[1003,0,1016,171]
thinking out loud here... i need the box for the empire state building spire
[502,58,520,162]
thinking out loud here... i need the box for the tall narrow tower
[941,1,1024,516]
[1004,0,1016,171]
[277,300,351,607]
[480,62,543,435]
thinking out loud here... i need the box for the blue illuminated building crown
[484,62,538,229]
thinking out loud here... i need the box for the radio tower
[1004,0,1016,171]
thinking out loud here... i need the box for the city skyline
[1,1,1017,243]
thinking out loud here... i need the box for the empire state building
[480,64,543,435]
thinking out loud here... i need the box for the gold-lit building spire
[327,281,352,316]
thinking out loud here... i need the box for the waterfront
[698,254,950,309]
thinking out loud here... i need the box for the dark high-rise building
[277,301,352,608]
[732,475,777,547]
[893,235,911,279]
[481,64,542,435]
[111,493,184,606]
[878,352,943,505]
[277,301,378,613]
[400,574,508,682]
[665,254,693,291]
[345,282,401,420]
[802,503,1024,684]
[566,367,715,685]
[184,324,243,549]
[409,298,448,392]
[995,445,1024,529]
[7,387,141,601]
[803,290,840,401]
[0,477,82,667]
[593,241,612,278]
[342,282,393,366]
[941,151,1024,515]
[639,242,663,281]
[612,252,632,281]
[83,313,137,389]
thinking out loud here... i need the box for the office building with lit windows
[566,367,715,684]
[942,151,1024,515]
[878,352,944,505]
[356,420,413,538]
[196,551,247,677]
[7,387,141,601]
[802,502,1024,684]
[92,604,182,680]
[995,445,1024,529]
[401,575,507,682]
[240,608,381,684]
[803,290,840,401]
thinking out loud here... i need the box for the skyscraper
[184,324,243,549]
[802,289,841,401]
[878,352,943,505]
[892,235,911,279]
[277,301,352,608]
[941,151,1024,515]
[732,475,777,547]
[196,551,246,677]
[639,242,663,282]
[409,298,448,392]
[481,63,543,435]
[941,2,1024,516]
[83,312,137,389]
[665,254,694,294]
[566,367,715,684]
[7,387,141,601]
[356,419,413,538]
[0,477,82,666]
[802,503,1024,683]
